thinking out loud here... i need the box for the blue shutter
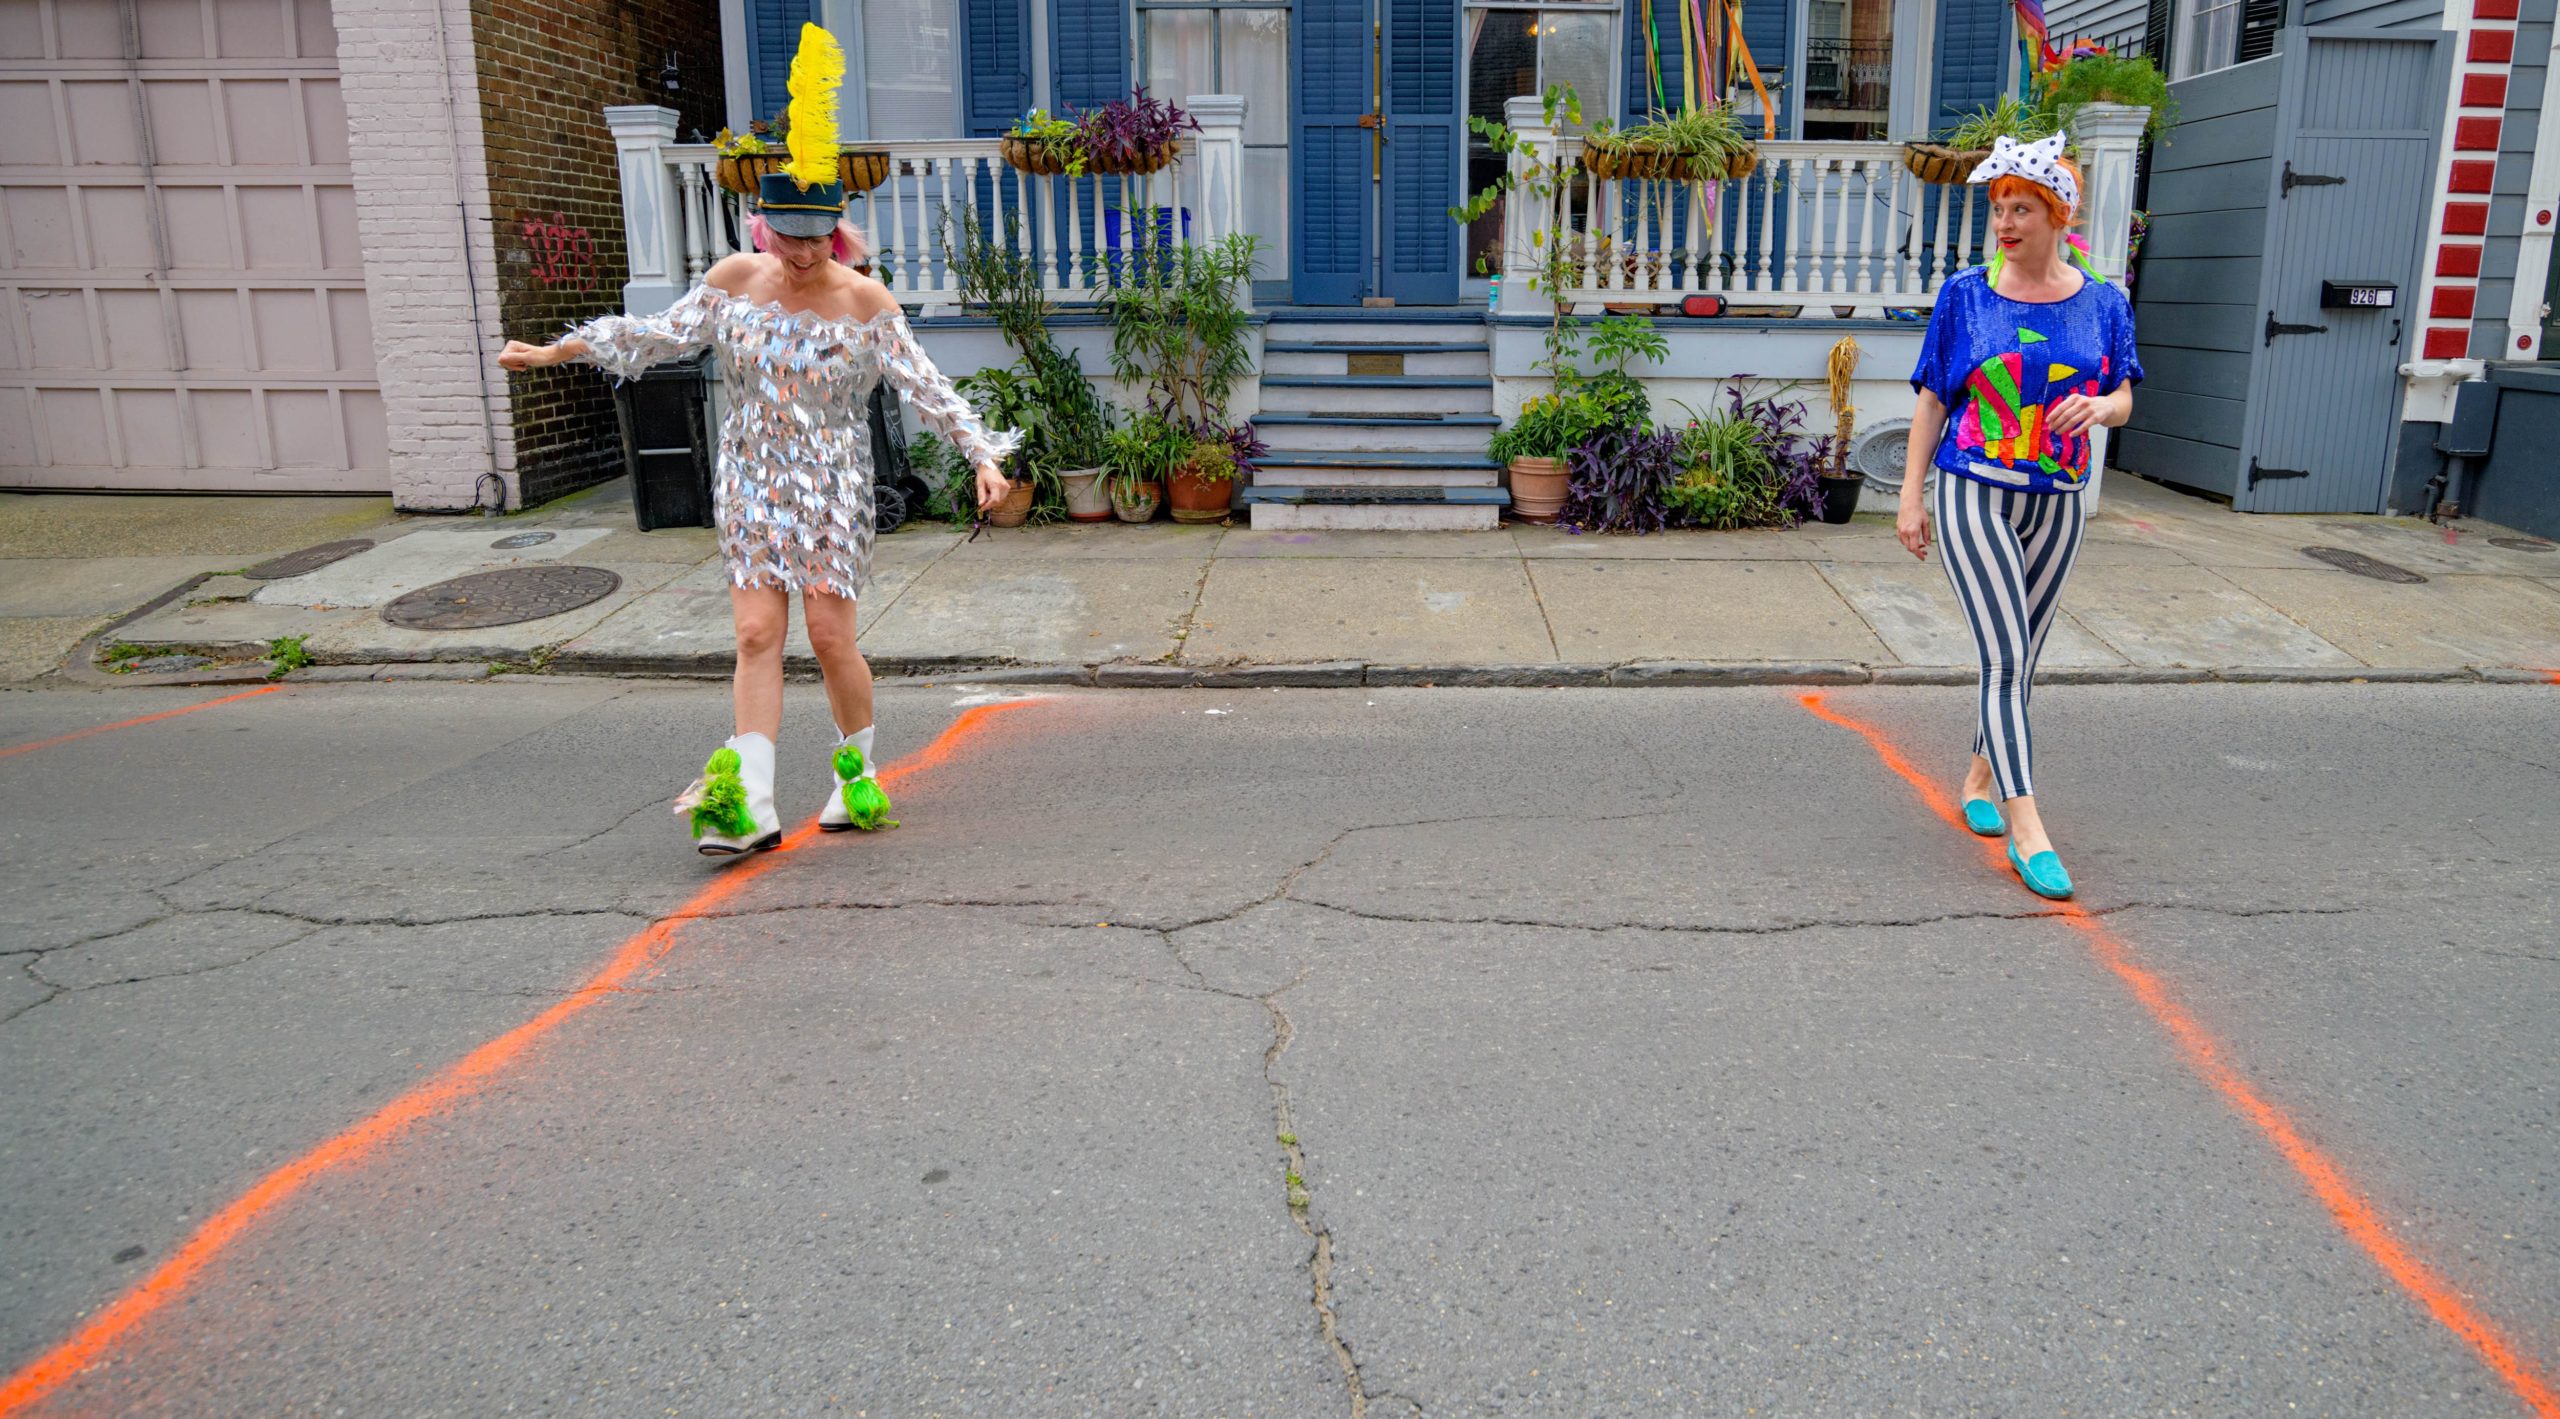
[964,0,1032,136]
[1932,0,2007,133]
[1740,0,1791,131]
[1293,0,1373,303]
[1382,0,1458,302]
[1623,0,1684,121]
[1051,0,1129,111]
[747,0,818,123]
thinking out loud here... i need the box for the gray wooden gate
[2236,29,2449,512]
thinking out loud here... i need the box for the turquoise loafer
[2008,842,2074,901]
[1962,798,2006,837]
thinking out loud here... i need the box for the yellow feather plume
[784,23,843,192]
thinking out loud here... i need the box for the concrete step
[1262,345,1491,378]
[1256,376,1494,416]
[1253,413,1499,454]
[1260,315,1490,346]
[1253,464,1501,488]
[1243,484,1507,532]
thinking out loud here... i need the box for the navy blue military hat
[758,170,846,237]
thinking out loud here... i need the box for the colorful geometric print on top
[1910,266,2143,495]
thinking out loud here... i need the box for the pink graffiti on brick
[523,213,599,289]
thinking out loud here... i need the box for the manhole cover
[244,539,374,580]
[381,565,620,630]
[2488,535,2555,552]
[491,531,556,549]
[2301,546,2427,584]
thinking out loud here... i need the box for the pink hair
[746,213,872,267]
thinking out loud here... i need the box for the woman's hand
[974,463,1012,511]
[2047,385,2131,437]
[1897,493,1932,561]
[498,340,566,372]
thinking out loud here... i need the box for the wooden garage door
[0,0,385,491]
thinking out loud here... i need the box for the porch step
[1259,314,1492,346]
[1253,412,1499,455]
[1262,343,1491,378]
[1254,460,1501,488]
[1243,483,1508,531]
[1257,375,1493,416]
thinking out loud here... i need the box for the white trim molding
[2505,17,2560,359]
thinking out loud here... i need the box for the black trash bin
[612,355,714,531]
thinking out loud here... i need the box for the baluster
[675,160,708,283]
[1954,182,1977,284]
[1856,161,1878,295]
[1752,161,1774,293]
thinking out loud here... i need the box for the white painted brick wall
[336,0,518,510]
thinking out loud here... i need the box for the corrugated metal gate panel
[0,0,384,491]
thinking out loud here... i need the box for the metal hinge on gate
[2249,458,2312,487]
[2265,311,2330,345]
[2282,162,2347,197]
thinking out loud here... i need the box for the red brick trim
[2461,73,2509,107]
[2423,326,2472,359]
[2454,116,2503,150]
[2442,202,2490,235]
[2449,159,2497,194]
[2437,243,2483,277]
[2467,26,2515,62]
[2430,285,2477,319]
[2474,0,2518,18]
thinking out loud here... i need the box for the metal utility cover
[381,566,622,630]
[2300,545,2427,583]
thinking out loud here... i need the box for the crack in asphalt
[534,789,681,860]
[1274,896,2362,940]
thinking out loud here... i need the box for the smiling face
[769,230,834,282]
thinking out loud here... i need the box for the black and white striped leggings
[1933,471,2089,801]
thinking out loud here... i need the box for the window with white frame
[1461,0,1617,276]
[1138,0,1293,272]
[828,0,963,141]
[2170,0,2243,78]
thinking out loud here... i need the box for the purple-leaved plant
[1077,88,1199,170]
[1562,426,1682,534]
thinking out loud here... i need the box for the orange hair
[1987,155,2083,229]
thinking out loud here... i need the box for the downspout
[429,0,508,512]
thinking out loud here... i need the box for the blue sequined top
[1910,267,2142,495]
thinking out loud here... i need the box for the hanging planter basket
[1900,142,1988,185]
[999,135,1076,176]
[1580,140,1759,183]
[1086,141,1182,177]
[714,148,893,197]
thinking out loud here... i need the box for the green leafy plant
[1587,102,1755,176]
[946,210,1056,364]
[2039,52,2179,141]
[1943,93,2064,151]
[957,366,1067,520]
[267,633,309,679]
[1103,410,1194,495]
[1453,84,1592,376]
[1102,234,1260,433]
[1181,433,1239,486]
[713,127,769,157]
[1667,412,1780,529]
[1006,109,1088,176]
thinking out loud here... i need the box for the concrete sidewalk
[16,473,2560,687]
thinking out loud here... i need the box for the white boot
[818,724,896,832]
[674,731,782,855]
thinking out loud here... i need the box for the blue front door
[1291,0,1459,304]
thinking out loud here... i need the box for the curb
[59,573,279,690]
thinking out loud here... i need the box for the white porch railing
[604,96,1251,316]
[1496,99,2146,317]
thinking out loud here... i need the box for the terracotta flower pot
[1166,466,1232,524]
[1900,142,1988,185]
[1059,467,1112,521]
[1507,456,1570,524]
[1113,479,1162,523]
[985,477,1037,528]
[714,149,894,197]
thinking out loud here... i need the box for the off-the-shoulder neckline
[711,289,904,331]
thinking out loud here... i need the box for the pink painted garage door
[0,0,385,491]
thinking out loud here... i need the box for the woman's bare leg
[802,589,872,737]
[730,586,790,740]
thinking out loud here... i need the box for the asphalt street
[1,678,2554,1417]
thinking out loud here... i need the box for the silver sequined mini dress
[573,285,1020,599]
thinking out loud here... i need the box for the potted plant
[1490,392,1590,523]
[1103,232,1260,524]
[1081,89,1198,177]
[714,122,890,195]
[2040,50,2177,142]
[1000,109,1086,177]
[1104,411,1188,521]
[1903,95,2061,184]
[1583,103,1758,183]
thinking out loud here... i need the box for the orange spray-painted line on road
[0,685,281,761]
[1796,690,2560,1419]
[0,697,1043,1417]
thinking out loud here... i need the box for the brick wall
[339,0,516,510]
[476,0,725,506]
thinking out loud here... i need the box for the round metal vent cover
[381,565,621,630]
[1848,420,1917,491]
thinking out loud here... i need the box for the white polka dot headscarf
[1967,132,2079,215]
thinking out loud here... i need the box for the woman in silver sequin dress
[500,181,1017,855]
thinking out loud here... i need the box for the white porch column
[1187,93,1250,302]
[1498,95,1556,321]
[606,105,688,315]
[2071,102,2148,288]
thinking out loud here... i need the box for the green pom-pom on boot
[691,746,758,840]
[829,743,898,831]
